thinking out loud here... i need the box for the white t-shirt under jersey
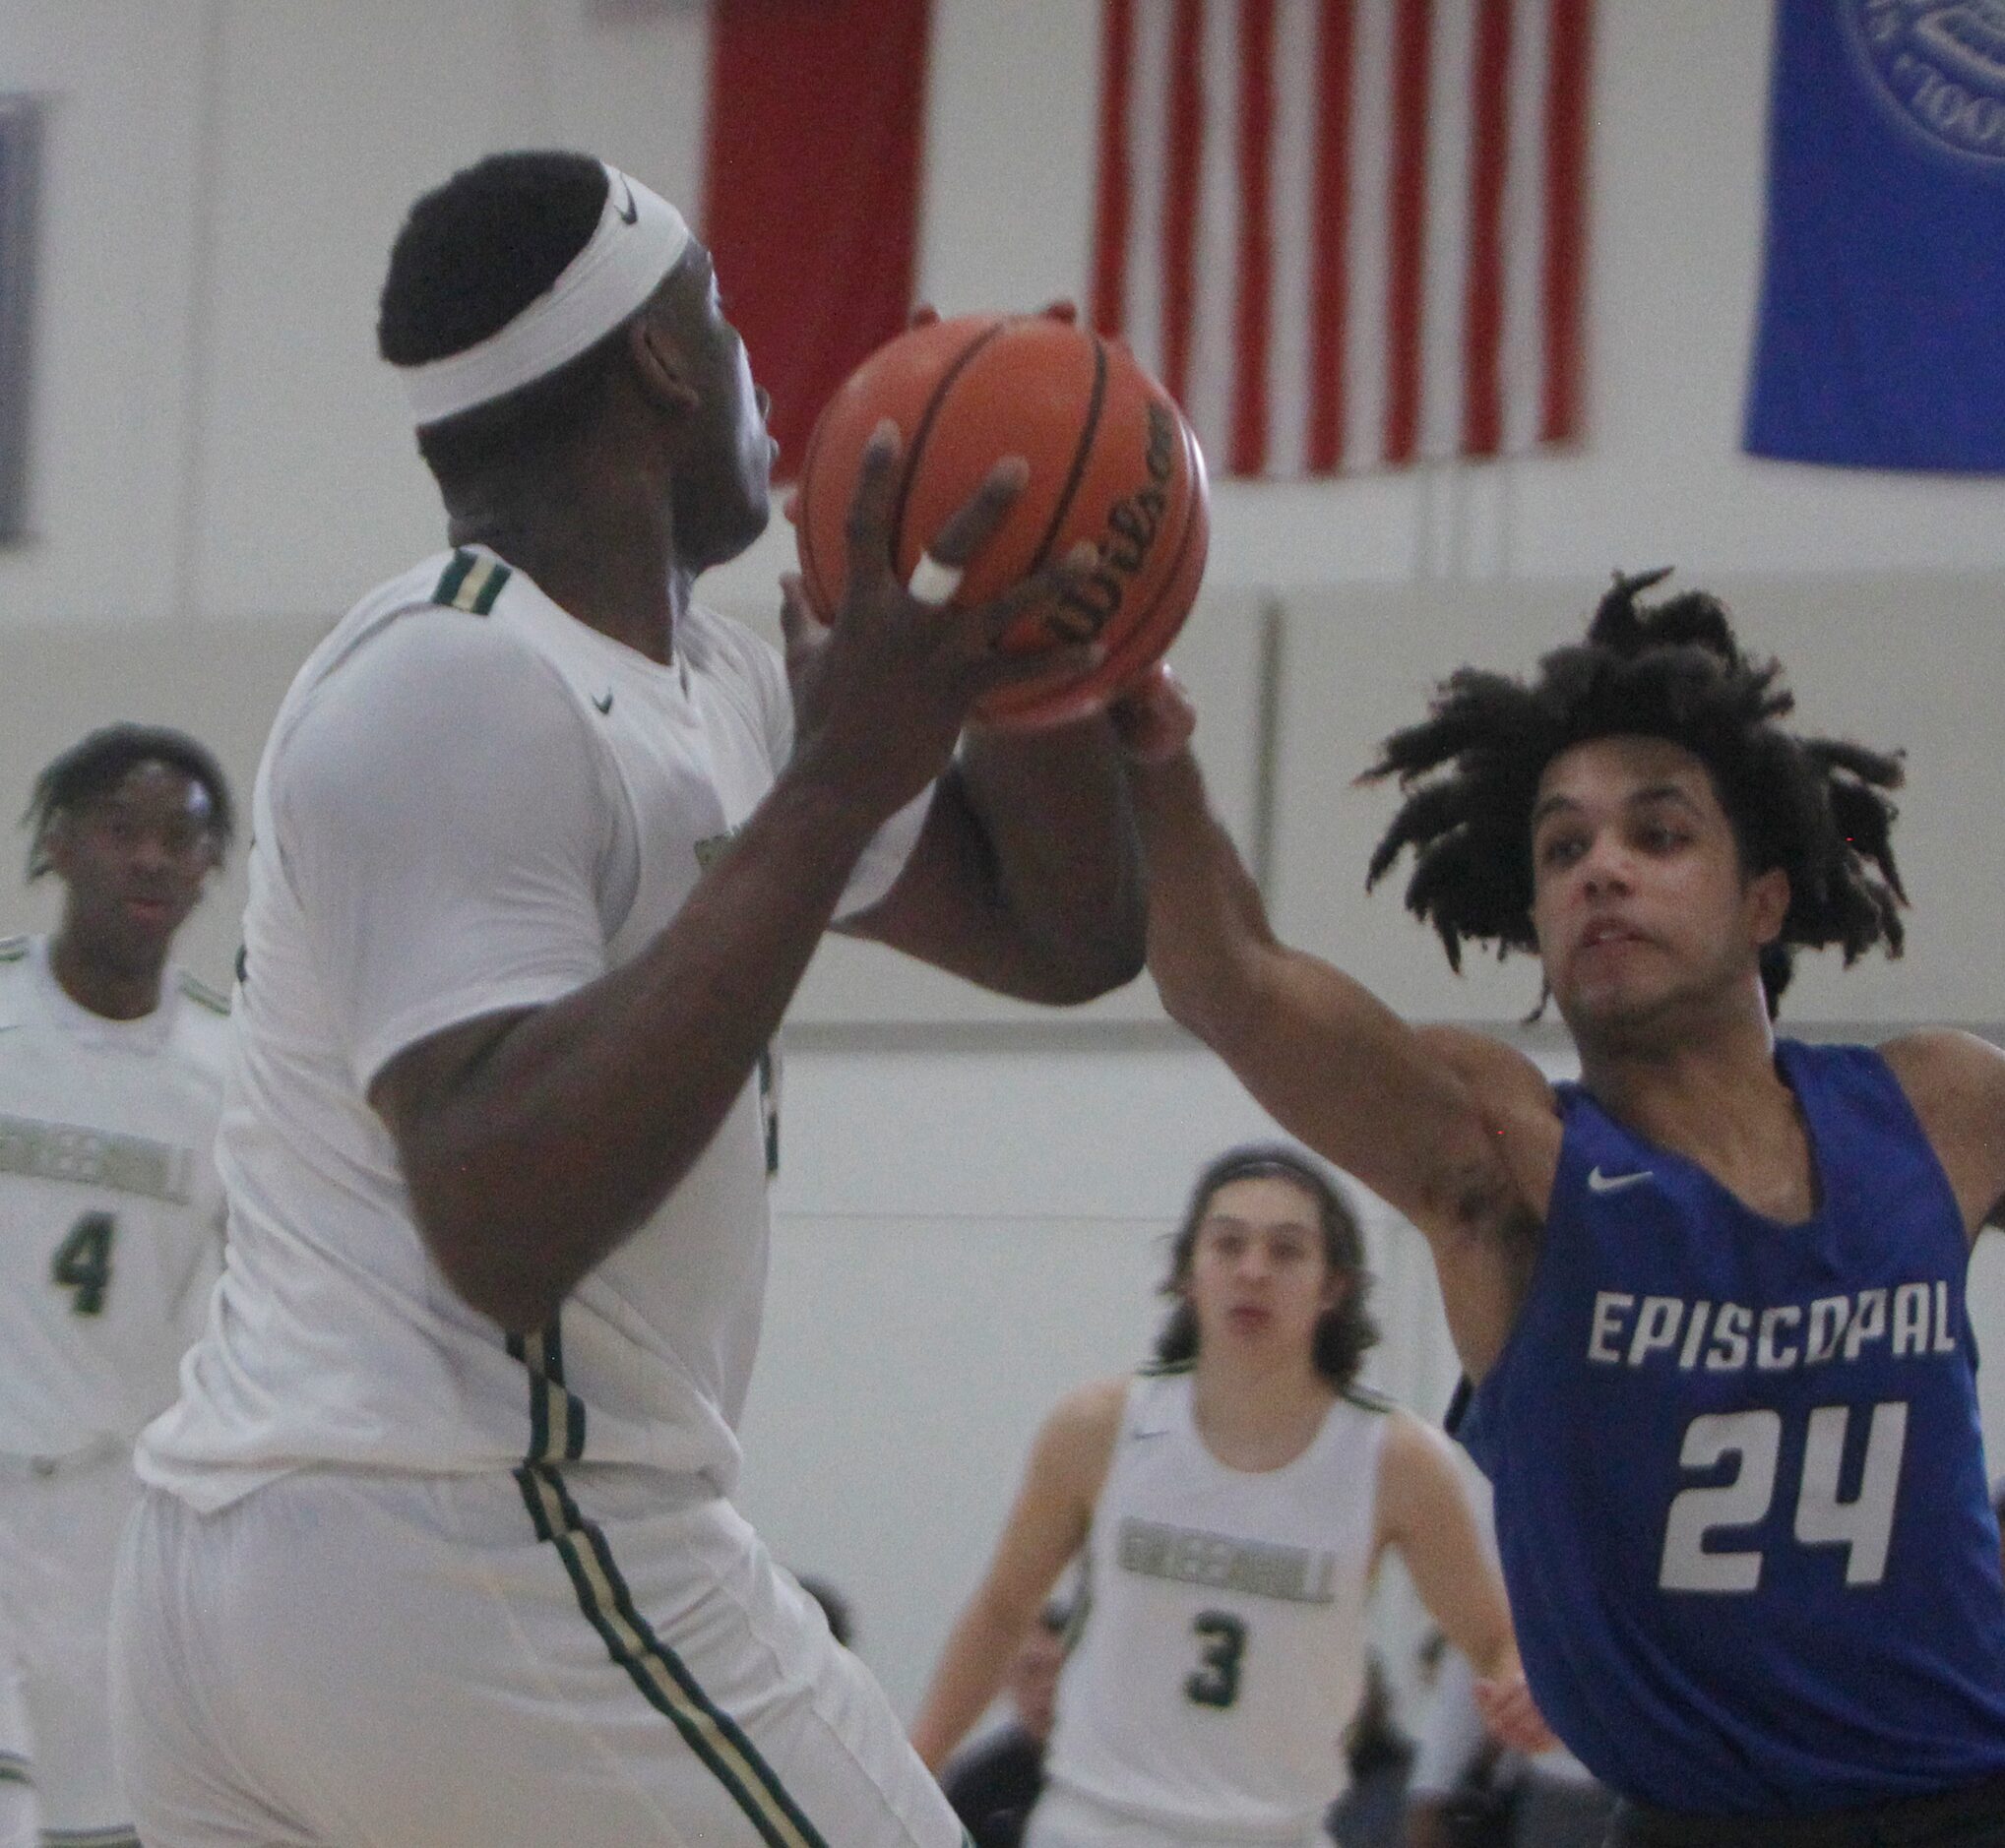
[138,547,927,1511]
[0,936,227,1465]
[1042,1368,1390,1844]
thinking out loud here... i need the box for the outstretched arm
[1118,674,1556,1377]
[843,713,1147,1006]
[1375,1410,1553,1756]
[910,1379,1121,1772]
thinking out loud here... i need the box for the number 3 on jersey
[51,1210,117,1317]
[1659,1402,1909,1592]
[1185,1612,1247,1708]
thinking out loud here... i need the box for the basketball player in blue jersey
[1116,573,2005,1843]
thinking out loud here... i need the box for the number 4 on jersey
[51,1210,117,1317]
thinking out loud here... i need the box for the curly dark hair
[1361,570,1906,1015]
[1156,1143,1380,1389]
[24,724,234,880]
[378,150,636,482]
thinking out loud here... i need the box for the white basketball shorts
[0,1453,142,1847]
[110,1465,967,1848]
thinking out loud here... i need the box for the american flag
[1089,0,1593,478]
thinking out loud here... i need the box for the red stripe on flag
[703,0,930,477]
[1093,0,1136,337]
[1383,0,1433,466]
[1541,0,1592,442]
[1462,0,1513,456]
[1306,0,1355,472]
[1230,0,1278,472]
[1161,0,1208,408]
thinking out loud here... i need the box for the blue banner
[1746,0,2005,472]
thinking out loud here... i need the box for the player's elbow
[421,1211,571,1334]
[406,1170,596,1335]
[1035,920,1147,1006]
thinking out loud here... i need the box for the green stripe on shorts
[514,1463,831,1848]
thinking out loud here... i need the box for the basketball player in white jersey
[1,724,233,1848]
[912,1144,1547,1848]
[108,152,1146,1848]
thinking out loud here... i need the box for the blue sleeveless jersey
[1456,1040,2005,1814]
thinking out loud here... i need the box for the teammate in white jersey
[109,152,1146,1848]
[912,1145,1548,1848]
[1,725,233,1848]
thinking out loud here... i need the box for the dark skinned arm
[841,715,1146,1005]
[372,433,1118,1333]
[835,295,1144,1003]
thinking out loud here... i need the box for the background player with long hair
[1116,574,2005,1841]
[912,1142,1543,1848]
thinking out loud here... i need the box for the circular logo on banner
[1846,2,2005,163]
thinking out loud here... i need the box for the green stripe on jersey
[433,548,510,615]
[176,970,229,1016]
[0,935,27,963]
[1341,1385,1395,1415]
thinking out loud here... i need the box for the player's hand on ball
[779,419,1102,824]
[1109,663,1196,762]
[1473,1671,1557,1756]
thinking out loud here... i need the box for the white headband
[397,162,692,426]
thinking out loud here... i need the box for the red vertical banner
[703,0,932,477]
[1541,0,1591,445]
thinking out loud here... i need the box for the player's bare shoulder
[1413,1026,1564,1219]
[1878,1028,2005,1237]
[1047,1373,1129,1448]
[1370,1405,1473,1550]
[1034,1375,1130,1509]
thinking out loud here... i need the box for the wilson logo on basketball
[1053,401,1180,644]
[797,310,1211,730]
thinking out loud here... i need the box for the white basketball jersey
[1042,1369,1389,1844]
[0,936,227,1463]
[139,550,923,1511]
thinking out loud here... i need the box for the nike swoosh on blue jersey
[1587,1165,1654,1194]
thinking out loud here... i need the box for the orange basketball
[793,312,1211,730]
